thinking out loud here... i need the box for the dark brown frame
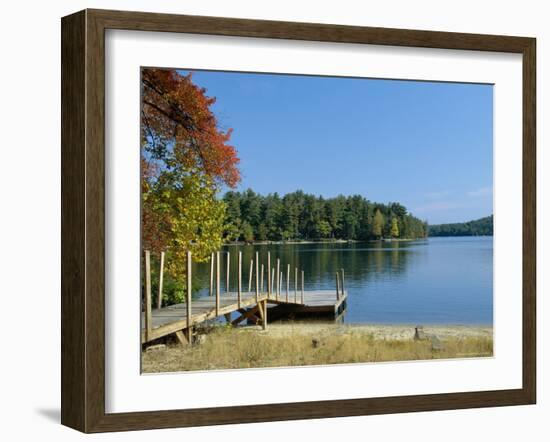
[61,8,536,433]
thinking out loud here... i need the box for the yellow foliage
[149,169,226,281]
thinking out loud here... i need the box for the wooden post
[255,251,259,302]
[175,330,189,346]
[186,251,192,333]
[238,251,242,309]
[226,251,230,293]
[209,252,214,297]
[216,251,220,315]
[267,252,271,297]
[336,272,341,300]
[262,300,267,330]
[301,270,304,304]
[280,272,283,301]
[144,250,152,342]
[276,259,280,301]
[157,251,165,309]
[295,267,298,303]
[260,264,264,293]
[341,268,345,296]
[271,268,275,295]
[248,259,253,293]
[286,264,290,302]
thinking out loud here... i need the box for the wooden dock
[141,250,348,345]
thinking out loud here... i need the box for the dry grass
[142,324,493,373]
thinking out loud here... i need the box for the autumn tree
[372,209,385,239]
[141,68,240,296]
[141,157,171,253]
[148,170,226,280]
[141,69,240,188]
[390,217,400,238]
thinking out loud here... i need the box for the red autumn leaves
[141,69,241,266]
[141,68,240,187]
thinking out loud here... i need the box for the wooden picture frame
[61,8,536,433]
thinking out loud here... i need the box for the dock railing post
[286,264,290,302]
[238,251,242,309]
[267,252,271,298]
[216,251,221,315]
[301,270,304,304]
[209,252,214,297]
[255,251,259,302]
[271,268,275,295]
[279,272,283,301]
[336,272,341,300]
[144,250,152,342]
[262,299,267,330]
[341,268,345,296]
[260,264,264,293]
[186,251,192,334]
[226,251,230,293]
[295,267,298,303]
[157,251,165,309]
[276,259,280,301]
[248,259,253,293]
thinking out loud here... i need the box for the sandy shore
[142,322,493,373]
[248,322,493,341]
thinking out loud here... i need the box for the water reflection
[191,237,493,326]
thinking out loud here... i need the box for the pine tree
[241,222,254,243]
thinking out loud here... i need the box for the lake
[192,236,493,325]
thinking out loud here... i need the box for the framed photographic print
[61,9,536,433]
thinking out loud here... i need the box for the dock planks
[141,289,347,343]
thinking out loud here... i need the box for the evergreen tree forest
[428,215,493,237]
[222,189,428,242]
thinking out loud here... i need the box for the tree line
[428,215,493,237]
[223,189,428,242]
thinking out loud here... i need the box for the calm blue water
[193,237,493,325]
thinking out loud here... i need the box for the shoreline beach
[142,322,493,373]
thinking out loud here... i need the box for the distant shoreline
[223,238,424,246]
[222,236,493,246]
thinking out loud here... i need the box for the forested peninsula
[222,190,428,242]
[428,215,493,237]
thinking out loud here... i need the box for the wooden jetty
[141,250,348,345]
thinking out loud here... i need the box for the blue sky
[178,69,493,224]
